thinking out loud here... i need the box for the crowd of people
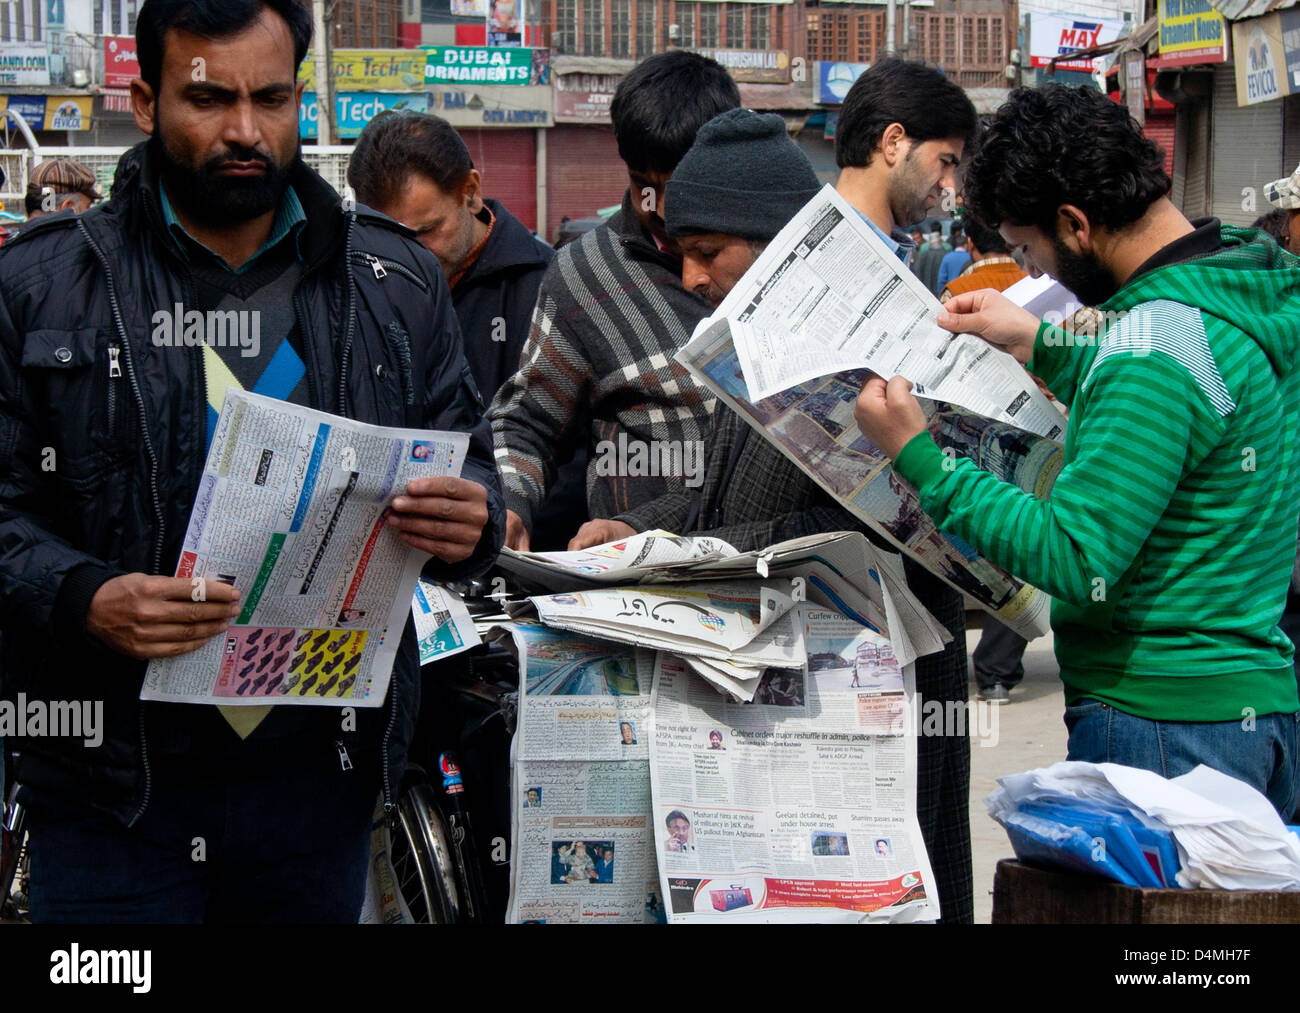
[1,0,1298,925]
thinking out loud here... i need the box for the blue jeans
[1064,700,1300,819]
[22,735,380,923]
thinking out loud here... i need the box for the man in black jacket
[0,0,503,923]
[347,111,585,550]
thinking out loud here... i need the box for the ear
[1057,203,1093,253]
[462,168,483,212]
[880,123,909,167]
[130,77,156,137]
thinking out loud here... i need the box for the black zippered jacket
[0,142,504,826]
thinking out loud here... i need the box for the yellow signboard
[1233,13,1292,106]
[44,95,92,131]
[1157,0,1229,65]
[298,49,426,91]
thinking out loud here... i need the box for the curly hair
[963,84,1170,235]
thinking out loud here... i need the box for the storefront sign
[299,50,426,91]
[0,44,51,86]
[300,92,431,139]
[424,46,533,85]
[0,94,91,130]
[695,48,792,83]
[1281,7,1300,90]
[1028,13,1125,72]
[103,35,139,88]
[1233,12,1291,106]
[45,95,91,130]
[431,87,551,127]
[1157,0,1228,66]
[487,0,524,46]
[816,61,870,103]
[1124,51,1146,124]
[554,71,623,123]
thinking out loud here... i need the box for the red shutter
[459,128,539,233]
[1144,113,1176,180]
[545,124,630,245]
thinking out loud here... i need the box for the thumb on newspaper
[854,374,927,460]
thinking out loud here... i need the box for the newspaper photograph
[717,184,1068,441]
[142,390,469,707]
[498,622,665,924]
[678,320,1058,637]
[648,606,939,923]
[413,579,482,665]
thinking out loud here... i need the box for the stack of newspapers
[491,530,951,924]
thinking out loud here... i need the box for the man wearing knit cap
[569,108,975,923]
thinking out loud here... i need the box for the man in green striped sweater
[855,84,1300,816]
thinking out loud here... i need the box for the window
[676,2,695,48]
[726,4,745,47]
[636,0,656,57]
[751,5,769,49]
[612,0,631,57]
[698,3,718,47]
[582,0,604,54]
[556,0,577,53]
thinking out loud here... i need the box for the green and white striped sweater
[893,226,1300,721]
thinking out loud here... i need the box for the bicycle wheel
[1,801,28,922]
[389,776,461,924]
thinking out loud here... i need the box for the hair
[348,111,474,209]
[665,809,689,828]
[835,59,977,170]
[963,84,1170,235]
[1251,208,1291,246]
[136,0,313,94]
[610,51,741,174]
[962,216,1010,255]
[948,226,965,247]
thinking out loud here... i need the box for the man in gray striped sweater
[488,51,740,549]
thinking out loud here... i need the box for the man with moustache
[0,0,502,922]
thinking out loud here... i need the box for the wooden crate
[992,859,1300,924]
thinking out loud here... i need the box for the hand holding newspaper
[676,186,1074,640]
[719,184,1067,439]
[143,390,469,707]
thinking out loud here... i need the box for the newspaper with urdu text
[143,390,468,707]
[677,184,1072,639]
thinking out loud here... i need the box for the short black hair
[1251,208,1290,246]
[949,225,965,246]
[963,84,1170,235]
[835,59,977,169]
[610,51,741,174]
[665,809,689,827]
[962,216,1010,255]
[348,111,474,209]
[136,0,312,94]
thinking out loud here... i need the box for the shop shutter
[460,128,539,233]
[1211,64,1284,227]
[1144,112,1176,180]
[545,124,630,245]
[1285,95,1300,180]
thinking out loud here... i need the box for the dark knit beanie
[665,108,822,242]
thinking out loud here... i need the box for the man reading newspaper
[572,106,976,922]
[855,85,1300,817]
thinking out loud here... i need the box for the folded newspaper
[142,390,469,707]
[676,185,1072,639]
